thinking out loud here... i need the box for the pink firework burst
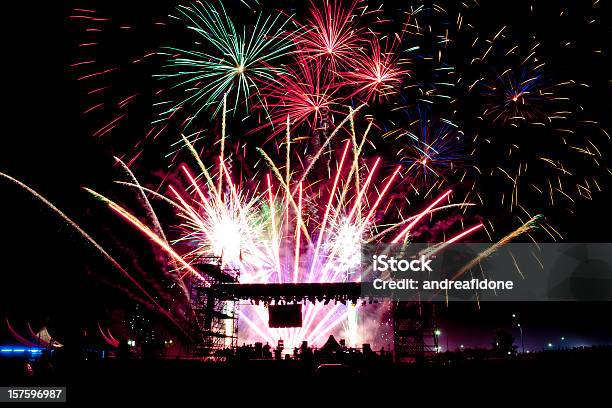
[256,52,341,139]
[342,36,409,103]
[298,0,366,72]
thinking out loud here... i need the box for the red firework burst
[298,0,366,72]
[341,36,409,103]
[257,52,341,138]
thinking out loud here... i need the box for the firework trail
[0,172,190,338]
[450,215,542,283]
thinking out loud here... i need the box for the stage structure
[206,280,438,361]
[187,257,239,357]
[392,301,439,363]
[188,259,438,359]
[211,282,362,305]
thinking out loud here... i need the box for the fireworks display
[2,0,607,352]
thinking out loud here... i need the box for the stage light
[0,348,40,355]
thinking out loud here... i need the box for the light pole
[512,313,525,354]
[435,329,441,352]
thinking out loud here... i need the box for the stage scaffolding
[393,301,439,363]
[187,257,239,357]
